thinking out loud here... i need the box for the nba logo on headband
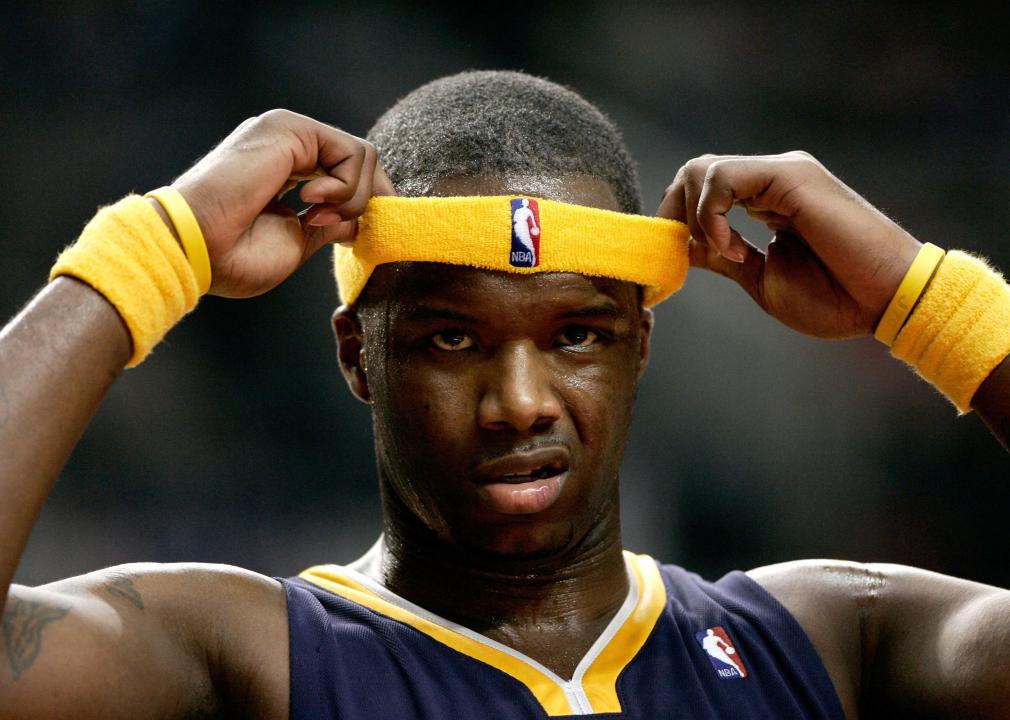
[510,198,541,268]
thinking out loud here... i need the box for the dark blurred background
[4,2,1009,588]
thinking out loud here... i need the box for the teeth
[498,465,561,481]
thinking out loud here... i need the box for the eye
[430,330,475,351]
[556,326,599,349]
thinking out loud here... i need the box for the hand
[171,109,395,298]
[658,152,921,338]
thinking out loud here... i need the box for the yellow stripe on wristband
[891,251,1010,413]
[49,195,199,366]
[874,243,945,346]
[145,187,212,296]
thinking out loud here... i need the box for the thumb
[689,235,765,306]
[301,217,357,258]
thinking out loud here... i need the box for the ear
[637,307,654,379]
[332,306,371,404]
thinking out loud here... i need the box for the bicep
[865,563,1010,719]
[1,565,218,720]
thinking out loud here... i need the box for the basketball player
[1,72,1008,719]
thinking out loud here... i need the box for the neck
[353,489,630,654]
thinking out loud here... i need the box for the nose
[477,341,562,433]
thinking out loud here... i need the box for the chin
[457,518,578,561]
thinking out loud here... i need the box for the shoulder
[746,558,884,615]
[746,559,880,720]
[749,561,1010,717]
[5,563,289,720]
[37,561,285,617]
[34,561,289,676]
[39,562,289,717]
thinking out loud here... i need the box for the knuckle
[702,158,729,185]
[255,108,294,129]
[684,157,707,172]
[785,150,821,170]
[262,108,293,121]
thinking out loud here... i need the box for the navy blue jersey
[281,552,845,719]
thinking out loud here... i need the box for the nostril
[530,416,556,432]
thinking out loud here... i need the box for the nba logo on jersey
[695,626,748,679]
[510,198,541,267]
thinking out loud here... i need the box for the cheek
[378,360,477,466]
[556,355,637,439]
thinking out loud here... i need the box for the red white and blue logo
[695,626,748,679]
[510,198,541,267]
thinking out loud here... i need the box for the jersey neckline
[297,550,666,716]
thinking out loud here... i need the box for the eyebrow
[404,306,481,323]
[403,301,627,324]
[556,302,626,321]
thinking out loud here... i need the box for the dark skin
[331,175,649,674]
[0,111,1008,719]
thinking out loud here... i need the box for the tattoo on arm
[104,572,144,610]
[2,595,70,680]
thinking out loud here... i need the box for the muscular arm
[2,564,288,720]
[0,110,392,718]
[0,279,292,719]
[0,278,131,595]
[0,268,288,720]
[661,152,1010,455]
[753,561,1010,720]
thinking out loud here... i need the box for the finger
[688,236,766,306]
[656,166,687,222]
[688,230,761,269]
[697,159,782,261]
[372,163,396,197]
[744,205,792,230]
[301,202,342,227]
[681,162,709,250]
[300,175,352,205]
[697,157,797,226]
[301,218,357,257]
[334,142,379,218]
[321,140,368,210]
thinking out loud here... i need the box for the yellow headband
[333,196,690,307]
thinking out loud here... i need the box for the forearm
[971,354,1010,451]
[0,278,130,595]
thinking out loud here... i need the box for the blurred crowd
[2,2,1007,587]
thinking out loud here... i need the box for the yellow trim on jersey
[580,553,667,713]
[297,551,667,717]
[298,566,574,715]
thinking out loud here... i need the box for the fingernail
[308,209,342,227]
[726,247,746,263]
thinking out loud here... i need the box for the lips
[472,446,570,515]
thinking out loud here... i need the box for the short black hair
[367,70,642,214]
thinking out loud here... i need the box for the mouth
[495,461,566,483]
[473,447,570,515]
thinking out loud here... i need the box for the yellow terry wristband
[334,196,690,307]
[891,251,1010,413]
[145,187,212,295]
[49,195,200,367]
[874,243,945,346]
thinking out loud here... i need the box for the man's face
[337,176,652,558]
